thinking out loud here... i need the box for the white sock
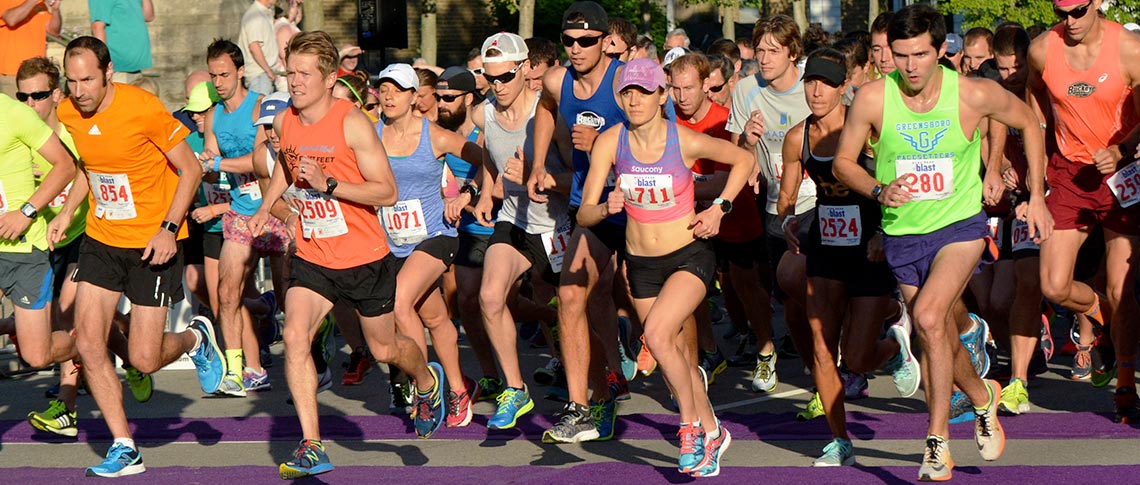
[113,437,136,450]
[188,329,203,356]
[706,424,721,440]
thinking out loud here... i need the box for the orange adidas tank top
[1042,21,1139,165]
[280,99,390,269]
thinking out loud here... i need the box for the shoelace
[677,425,701,454]
[448,391,468,417]
[591,402,605,422]
[479,377,499,393]
[822,439,847,457]
[495,389,517,407]
[757,358,772,380]
[924,437,946,464]
[415,393,435,421]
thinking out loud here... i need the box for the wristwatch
[460,184,480,198]
[712,197,733,214]
[871,184,884,202]
[324,177,338,196]
[161,220,179,234]
[19,202,37,219]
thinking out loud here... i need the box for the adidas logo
[19,296,29,305]
[88,124,102,136]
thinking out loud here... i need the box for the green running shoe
[796,392,825,421]
[125,366,153,403]
[28,399,77,437]
[999,378,1030,415]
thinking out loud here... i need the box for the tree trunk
[422,11,437,66]
[721,2,736,41]
[793,0,809,32]
[869,0,879,27]
[302,0,323,31]
[519,0,535,39]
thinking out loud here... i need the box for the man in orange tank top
[1028,0,1140,424]
[247,31,446,480]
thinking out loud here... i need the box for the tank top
[280,99,389,269]
[872,67,982,236]
[485,97,570,235]
[614,121,694,224]
[559,59,628,219]
[212,92,262,216]
[1042,21,1139,165]
[443,127,494,236]
[34,126,89,247]
[800,117,881,251]
[377,117,456,258]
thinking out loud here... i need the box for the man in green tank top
[833,5,1053,482]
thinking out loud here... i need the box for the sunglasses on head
[1054,2,1092,20]
[561,34,603,48]
[483,63,524,85]
[434,93,464,103]
[16,90,52,102]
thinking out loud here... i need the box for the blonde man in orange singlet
[247,31,445,480]
[1028,0,1140,424]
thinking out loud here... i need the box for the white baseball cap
[377,63,418,90]
[482,32,529,64]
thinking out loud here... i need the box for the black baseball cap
[562,1,608,33]
[803,56,847,86]
[436,66,476,93]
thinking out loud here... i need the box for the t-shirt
[238,1,279,78]
[88,0,152,73]
[58,83,191,248]
[0,94,53,252]
[0,0,50,76]
[33,126,88,248]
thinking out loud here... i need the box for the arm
[142,141,201,264]
[576,128,620,228]
[2,0,42,27]
[693,167,728,201]
[248,41,277,81]
[91,20,106,42]
[833,84,901,204]
[981,116,1007,206]
[142,0,154,22]
[680,126,755,238]
[301,109,397,207]
[200,107,258,174]
[48,160,89,249]
[776,121,805,221]
[432,124,483,167]
[46,0,60,37]
[0,134,77,242]
[527,66,564,202]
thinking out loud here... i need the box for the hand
[570,125,600,153]
[605,176,625,216]
[31,162,43,179]
[782,216,801,253]
[141,229,177,266]
[877,176,914,208]
[983,166,1004,206]
[742,109,765,147]
[1092,146,1122,175]
[1014,201,1029,220]
[247,210,270,237]
[1001,166,1020,191]
[295,156,328,191]
[46,209,72,251]
[1025,198,1054,243]
[503,147,526,185]
[474,193,495,227]
[0,211,32,242]
[527,164,548,203]
[867,232,885,262]
[190,206,215,224]
[690,205,725,239]
[749,163,763,195]
[444,193,471,225]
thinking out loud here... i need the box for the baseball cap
[616,58,666,93]
[1052,0,1088,7]
[377,63,418,90]
[945,33,964,55]
[562,1,608,33]
[184,81,219,112]
[662,47,688,68]
[436,66,476,93]
[482,32,529,63]
[256,92,291,126]
[1125,23,1140,33]
[803,55,847,86]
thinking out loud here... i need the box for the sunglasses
[1054,2,1092,20]
[469,67,485,76]
[433,93,464,103]
[708,83,726,93]
[483,63,524,85]
[16,90,52,102]
[364,102,378,111]
[561,34,603,48]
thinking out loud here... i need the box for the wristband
[213,155,222,173]
[208,205,216,218]
[780,214,795,232]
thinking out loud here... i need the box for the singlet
[195,171,232,233]
[213,92,263,216]
[377,117,456,258]
[559,59,628,219]
[871,67,983,236]
[800,117,880,252]
[33,126,89,248]
[443,127,494,236]
[1042,21,1139,165]
[614,121,694,224]
[0,94,52,253]
[485,97,570,235]
[280,99,389,269]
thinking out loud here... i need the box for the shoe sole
[541,427,601,444]
[86,463,146,478]
[891,325,922,398]
[279,462,334,480]
[691,430,731,477]
[812,455,856,467]
[29,417,78,437]
[488,399,534,430]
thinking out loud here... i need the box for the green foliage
[937,0,1057,30]
[486,0,668,47]
[1104,0,1140,24]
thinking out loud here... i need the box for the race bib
[1107,161,1140,208]
[89,172,137,220]
[896,157,953,201]
[381,199,429,246]
[49,182,71,209]
[238,180,263,201]
[986,217,1004,250]
[619,173,676,210]
[204,182,232,205]
[818,205,861,247]
[0,180,8,213]
[1011,218,1039,252]
[541,223,572,273]
[286,187,348,239]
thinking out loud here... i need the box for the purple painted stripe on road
[6,464,1139,484]
[2,411,1137,444]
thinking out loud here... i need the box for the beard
[437,102,467,131]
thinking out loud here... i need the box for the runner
[247,31,445,479]
[57,36,224,478]
[579,58,753,477]
[832,5,1052,480]
[1029,0,1140,423]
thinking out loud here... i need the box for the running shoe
[86,442,145,478]
[812,437,855,467]
[750,352,778,392]
[389,368,413,415]
[243,367,271,391]
[841,369,869,400]
[124,366,153,403]
[27,399,77,437]
[446,386,473,428]
[700,349,728,385]
[533,357,559,387]
[1114,386,1140,424]
[1040,312,1054,362]
[691,423,731,477]
[617,317,638,381]
[412,362,447,438]
[1090,343,1116,388]
[961,313,991,377]
[974,380,1005,461]
[187,316,224,394]
[796,392,825,421]
[591,398,618,441]
[544,367,569,402]
[1072,345,1093,380]
[315,314,336,367]
[217,371,247,397]
[607,370,630,401]
[949,390,975,424]
[488,386,534,430]
[342,348,373,386]
[278,439,333,480]
[637,334,657,376]
[999,378,1029,415]
[677,423,705,473]
[541,402,599,444]
[917,435,953,482]
[317,368,333,393]
[885,323,921,397]
[474,376,504,402]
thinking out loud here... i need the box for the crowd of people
[1,0,1139,481]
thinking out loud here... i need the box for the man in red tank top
[248,31,446,479]
[1028,0,1140,423]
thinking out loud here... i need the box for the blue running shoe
[617,317,638,381]
[279,439,333,479]
[413,362,447,438]
[244,367,271,391]
[590,398,617,441]
[188,316,224,394]
[677,423,706,473]
[488,386,534,430]
[949,390,975,424]
[961,313,991,378]
[86,442,145,477]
